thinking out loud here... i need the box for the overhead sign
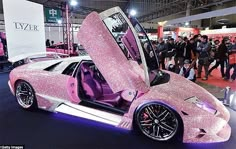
[45,8,61,23]
[3,0,46,59]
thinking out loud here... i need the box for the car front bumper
[183,116,231,143]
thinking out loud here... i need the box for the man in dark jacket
[174,36,186,73]
[197,35,211,80]
[166,38,176,61]
[184,37,192,61]
[208,39,228,78]
[156,38,168,69]
[188,38,197,69]
[46,39,51,47]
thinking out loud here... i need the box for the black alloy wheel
[136,102,179,141]
[15,81,37,110]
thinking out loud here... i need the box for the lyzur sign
[45,8,61,23]
[3,0,46,59]
[14,22,39,31]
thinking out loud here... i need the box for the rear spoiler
[8,52,69,63]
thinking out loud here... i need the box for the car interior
[77,61,135,112]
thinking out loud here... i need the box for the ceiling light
[57,19,62,24]
[130,9,137,16]
[70,0,78,6]
[185,22,189,26]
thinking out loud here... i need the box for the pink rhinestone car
[8,7,231,143]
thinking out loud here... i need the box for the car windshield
[103,12,160,86]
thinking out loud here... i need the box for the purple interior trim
[121,28,140,61]
[80,63,122,107]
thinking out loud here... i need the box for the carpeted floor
[0,73,235,149]
[197,67,236,91]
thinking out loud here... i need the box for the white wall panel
[3,0,46,58]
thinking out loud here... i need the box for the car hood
[150,71,216,102]
[146,71,229,121]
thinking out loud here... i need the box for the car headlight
[185,96,217,114]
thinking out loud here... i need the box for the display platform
[0,73,235,149]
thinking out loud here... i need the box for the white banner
[3,0,46,59]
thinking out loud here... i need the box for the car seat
[80,63,121,107]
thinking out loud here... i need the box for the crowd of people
[150,34,236,82]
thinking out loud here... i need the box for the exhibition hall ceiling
[27,0,236,22]
[28,0,129,16]
[0,0,235,22]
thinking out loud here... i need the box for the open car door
[78,7,159,93]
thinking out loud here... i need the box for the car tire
[15,80,37,110]
[135,102,179,141]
